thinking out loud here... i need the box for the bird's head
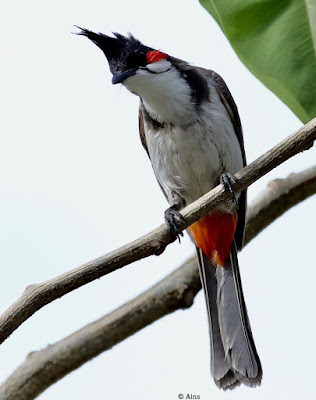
[75,27,207,124]
[75,27,172,85]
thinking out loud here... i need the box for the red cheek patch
[146,50,167,64]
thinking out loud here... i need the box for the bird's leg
[220,172,240,204]
[164,193,186,243]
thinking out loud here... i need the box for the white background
[1,1,315,399]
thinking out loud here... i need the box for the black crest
[75,26,152,74]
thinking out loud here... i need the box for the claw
[220,172,239,204]
[164,205,186,242]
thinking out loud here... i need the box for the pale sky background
[1,1,315,399]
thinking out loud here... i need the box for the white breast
[125,64,243,211]
[144,84,243,211]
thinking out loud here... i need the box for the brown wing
[138,103,170,202]
[138,105,149,156]
[209,70,247,250]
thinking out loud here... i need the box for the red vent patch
[146,50,167,64]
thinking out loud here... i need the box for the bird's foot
[220,172,239,204]
[164,205,186,243]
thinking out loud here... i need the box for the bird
[76,27,262,390]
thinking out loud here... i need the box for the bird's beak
[112,68,137,84]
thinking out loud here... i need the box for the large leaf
[200,0,316,123]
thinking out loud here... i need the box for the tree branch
[0,165,315,400]
[245,165,316,243]
[0,118,315,348]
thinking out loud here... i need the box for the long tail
[197,241,262,389]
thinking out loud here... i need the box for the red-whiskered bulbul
[76,27,262,390]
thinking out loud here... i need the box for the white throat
[124,65,194,124]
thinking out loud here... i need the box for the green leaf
[200,0,316,123]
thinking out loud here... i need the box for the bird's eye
[127,50,147,68]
